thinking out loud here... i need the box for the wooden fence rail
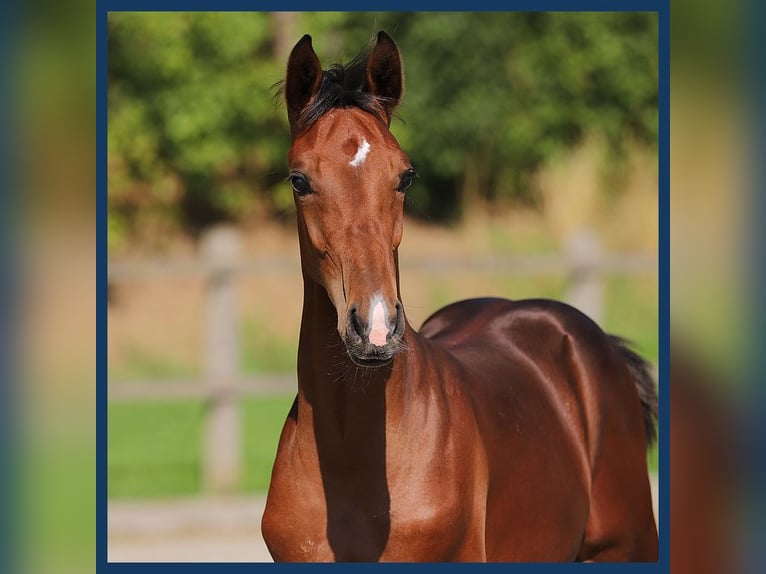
[108,225,656,493]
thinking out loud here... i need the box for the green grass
[108,395,295,498]
[646,440,659,473]
[242,395,297,492]
[109,400,205,498]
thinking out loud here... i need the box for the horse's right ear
[285,35,323,133]
[364,31,404,123]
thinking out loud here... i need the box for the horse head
[284,32,413,367]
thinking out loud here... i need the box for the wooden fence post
[565,229,604,326]
[200,225,242,493]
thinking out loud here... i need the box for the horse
[261,31,658,562]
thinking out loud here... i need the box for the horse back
[418,296,647,462]
[419,296,638,404]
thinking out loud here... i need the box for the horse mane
[276,41,394,135]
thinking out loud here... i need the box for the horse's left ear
[364,31,404,123]
[285,34,323,134]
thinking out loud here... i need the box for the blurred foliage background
[108,11,658,250]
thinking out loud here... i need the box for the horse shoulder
[381,356,489,560]
[262,398,335,561]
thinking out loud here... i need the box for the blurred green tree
[108,12,290,249]
[108,12,657,248]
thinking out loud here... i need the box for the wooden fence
[108,225,656,493]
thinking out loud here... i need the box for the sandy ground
[108,495,273,562]
[108,473,658,562]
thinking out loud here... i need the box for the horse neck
[296,272,417,460]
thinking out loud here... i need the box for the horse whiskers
[391,340,409,353]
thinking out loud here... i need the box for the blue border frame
[0,0,20,572]
[97,2,109,570]
[745,0,766,569]
[97,2,669,572]
[657,3,669,568]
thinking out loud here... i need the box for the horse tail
[609,335,658,447]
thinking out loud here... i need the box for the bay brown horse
[261,32,658,562]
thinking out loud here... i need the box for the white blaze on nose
[369,300,388,347]
[348,138,371,167]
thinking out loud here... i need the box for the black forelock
[277,44,394,135]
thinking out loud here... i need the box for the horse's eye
[289,172,312,196]
[398,169,416,193]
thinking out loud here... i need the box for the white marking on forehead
[348,138,371,168]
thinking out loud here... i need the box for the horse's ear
[364,31,404,122]
[285,35,323,132]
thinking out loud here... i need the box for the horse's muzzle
[343,300,405,367]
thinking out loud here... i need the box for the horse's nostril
[348,306,365,339]
[393,301,405,337]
